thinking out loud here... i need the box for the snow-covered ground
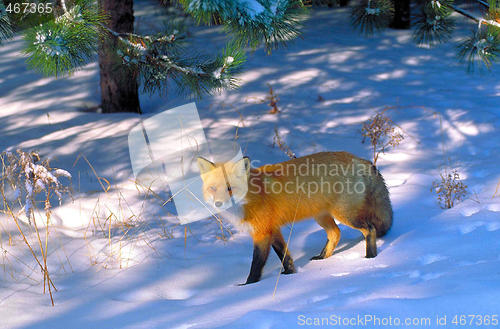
[1,2,500,328]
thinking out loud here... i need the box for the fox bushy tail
[370,165,393,237]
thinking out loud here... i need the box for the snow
[365,7,381,16]
[53,168,72,178]
[1,1,500,329]
[24,179,33,196]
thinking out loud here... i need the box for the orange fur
[243,152,392,240]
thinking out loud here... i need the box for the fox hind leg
[311,213,341,260]
[271,230,296,274]
[360,224,377,258]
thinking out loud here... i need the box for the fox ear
[197,157,216,174]
[234,156,251,176]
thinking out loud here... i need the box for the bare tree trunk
[98,0,141,114]
[390,0,410,29]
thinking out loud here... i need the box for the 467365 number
[5,2,53,14]
[452,314,498,326]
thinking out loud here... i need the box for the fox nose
[215,201,223,208]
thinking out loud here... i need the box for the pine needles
[458,26,500,71]
[0,1,12,43]
[23,0,106,76]
[413,0,455,46]
[351,0,394,35]
[180,0,307,52]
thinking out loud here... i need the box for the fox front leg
[243,235,272,285]
[271,230,296,274]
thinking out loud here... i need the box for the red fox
[197,152,393,284]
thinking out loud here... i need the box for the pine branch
[447,3,500,28]
[99,22,184,45]
[475,0,490,8]
[179,0,306,51]
[45,0,245,96]
[458,27,500,71]
[351,0,394,35]
[449,3,480,21]
[58,0,68,12]
[413,0,455,46]
[0,1,13,42]
[118,37,246,97]
[21,0,302,98]
[444,1,500,71]
[23,0,106,76]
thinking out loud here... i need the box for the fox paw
[281,268,296,275]
[239,277,259,286]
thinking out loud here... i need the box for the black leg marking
[244,239,271,284]
[365,225,377,258]
[272,238,296,274]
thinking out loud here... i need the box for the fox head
[197,156,251,209]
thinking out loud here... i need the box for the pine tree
[1,0,305,113]
[390,0,410,29]
[351,0,500,71]
[98,0,140,113]
[2,0,499,105]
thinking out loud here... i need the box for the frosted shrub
[1,150,71,220]
[361,111,404,166]
[0,150,71,305]
[431,169,468,209]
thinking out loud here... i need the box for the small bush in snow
[431,169,468,209]
[361,110,404,166]
[1,150,71,221]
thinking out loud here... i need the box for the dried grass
[0,150,71,305]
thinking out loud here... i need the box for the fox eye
[209,186,217,192]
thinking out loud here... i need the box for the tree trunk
[390,0,410,29]
[338,0,350,7]
[98,0,141,114]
